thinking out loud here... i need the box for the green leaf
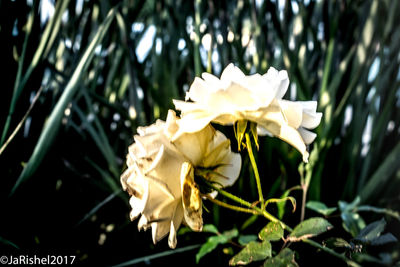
[238,235,258,246]
[202,224,219,234]
[353,218,397,246]
[306,201,337,216]
[340,212,366,238]
[265,197,296,213]
[229,241,271,266]
[287,217,333,242]
[196,236,223,264]
[259,222,284,242]
[277,186,302,219]
[177,227,192,235]
[196,229,238,263]
[323,238,352,250]
[370,233,398,246]
[341,196,361,211]
[263,248,298,267]
[354,218,386,243]
[339,198,366,237]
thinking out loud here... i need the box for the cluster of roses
[120,64,322,248]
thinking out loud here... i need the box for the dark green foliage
[263,248,298,267]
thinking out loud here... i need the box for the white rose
[173,64,322,162]
[121,110,241,248]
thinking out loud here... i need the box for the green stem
[245,133,264,206]
[204,194,258,215]
[303,239,361,267]
[300,184,308,222]
[205,181,277,224]
[205,181,254,209]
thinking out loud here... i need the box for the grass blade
[359,141,400,202]
[10,7,117,195]
[1,0,70,145]
[76,190,121,226]
[110,244,201,267]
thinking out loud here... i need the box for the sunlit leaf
[266,197,296,213]
[229,241,271,266]
[306,201,337,216]
[287,218,333,242]
[196,229,238,263]
[258,222,284,242]
[202,224,219,234]
[277,186,302,219]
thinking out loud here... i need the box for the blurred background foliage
[0,0,399,266]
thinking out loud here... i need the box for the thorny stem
[203,194,258,215]
[245,133,264,207]
[300,184,308,222]
[205,181,255,210]
[205,181,361,267]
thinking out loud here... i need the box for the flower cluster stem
[245,133,264,207]
[205,181,361,267]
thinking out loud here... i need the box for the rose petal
[298,127,317,145]
[185,77,209,102]
[173,125,215,166]
[301,110,322,129]
[172,111,217,138]
[211,152,242,188]
[262,67,289,99]
[201,72,223,92]
[220,64,245,87]
[151,199,181,244]
[168,203,184,248]
[146,145,182,198]
[250,107,310,162]
[279,100,303,129]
